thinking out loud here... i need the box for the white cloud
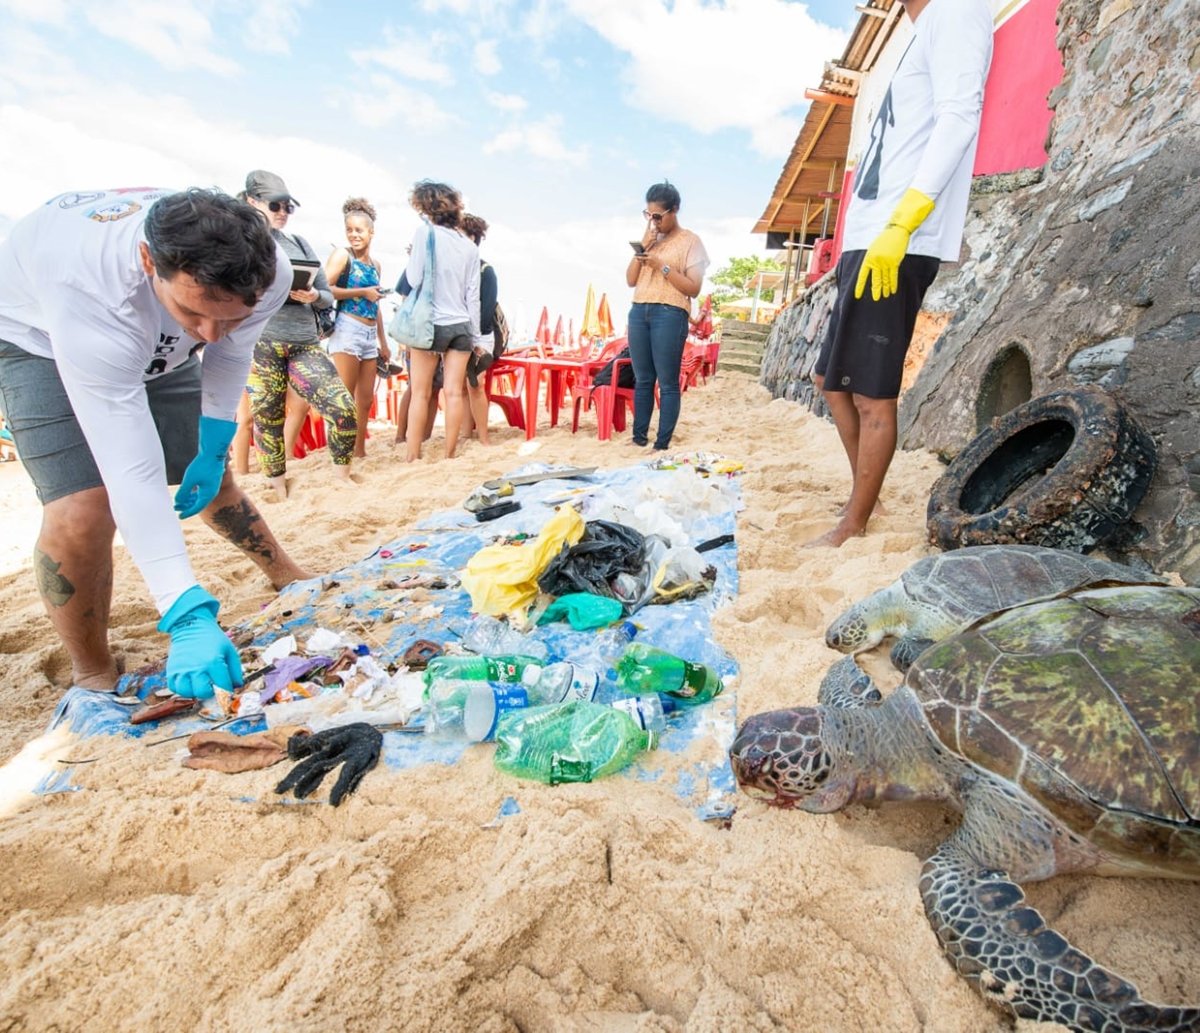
[565,0,847,157]
[485,90,527,113]
[360,32,455,85]
[82,1,240,75]
[354,73,461,132]
[473,39,502,75]
[483,115,586,166]
[236,0,312,54]
[0,0,68,23]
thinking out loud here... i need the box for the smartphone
[629,241,646,255]
[377,287,394,296]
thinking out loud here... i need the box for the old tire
[926,386,1156,553]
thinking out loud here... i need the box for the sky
[0,0,854,337]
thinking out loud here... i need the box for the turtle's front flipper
[920,838,1200,1031]
[889,636,933,672]
[817,655,883,708]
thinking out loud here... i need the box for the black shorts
[0,340,201,504]
[430,322,474,355]
[814,249,940,399]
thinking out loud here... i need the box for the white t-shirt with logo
[843,0,994,262]
[0,188,291,612]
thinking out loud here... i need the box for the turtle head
[824,604,880,654]
[730,707,856,812]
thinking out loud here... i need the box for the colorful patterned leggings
[246,338,357,477]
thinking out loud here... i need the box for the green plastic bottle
[422,654,543,689]
[493,700,656,785]
[615,643,724,706]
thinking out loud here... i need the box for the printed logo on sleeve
[88,200,142,223]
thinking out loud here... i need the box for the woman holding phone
[240,169,357,500]
[325,197,391,459]
[624,180,708,451]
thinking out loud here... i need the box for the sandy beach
[0,374,1196,1032]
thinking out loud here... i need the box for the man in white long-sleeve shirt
[0,187,310,699]
[808,0,993,547]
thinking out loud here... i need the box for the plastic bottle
[422,654,544,689]
[615,644,724,706]
[461,615,549,661]
[610,693,677,733]
[424,679,532,742]
[581,620,638,681]
[526,661,599,704]
[492,700,656,785]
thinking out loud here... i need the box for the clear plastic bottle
[526,661,599,704]
[422,679,475,739]
[609,693,677,733]
[423,654,544,688]
[579,620,638,681]
[492,700,656,784]
[615,644,724,706]
[461,615,549,661]
[425,679,531,741]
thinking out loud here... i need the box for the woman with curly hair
[325,197,391,459]
[396,180,480,462]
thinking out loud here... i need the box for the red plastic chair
[484,361,526,431]
[568,338,628,434]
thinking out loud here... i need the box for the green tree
[709,255,785,306]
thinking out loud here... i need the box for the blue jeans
[626,302,688,447]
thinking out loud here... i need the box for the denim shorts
[0,339,200,504]
[327,314,380,360]
[430,322,474,355]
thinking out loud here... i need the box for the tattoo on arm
[209,499,277,563]
[34,547,76,607]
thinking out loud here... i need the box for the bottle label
[563,664,599,704]
[674,660,712,699]
[464,684,529,742]
[610,697,649,730]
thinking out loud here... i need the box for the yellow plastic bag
[462,507,585,617]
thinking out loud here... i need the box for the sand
[0,375,1197,1032]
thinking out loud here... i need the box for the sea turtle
[825,544,1163,671]
[731,584,1200,1033]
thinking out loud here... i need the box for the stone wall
[760,0,1200,581]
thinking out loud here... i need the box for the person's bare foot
[838,498,887,517]
[267,474,289,502]
[802,521,867,549]
[72,658,121,692]
[271,565,315,591]
[333,464,352,481]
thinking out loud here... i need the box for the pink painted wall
[974,0,1064,175]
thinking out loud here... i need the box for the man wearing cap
[0,186,311,700]
[808,0,993,547]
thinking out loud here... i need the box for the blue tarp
[41,461,741,820]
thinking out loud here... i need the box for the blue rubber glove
[174,415,238,518]
[157,585,244,699]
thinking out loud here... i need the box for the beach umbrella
[534,306,551,346]
[596,293,614,338]
[580,284,601,339]
[569,318,576,348]
[552,315,565,348]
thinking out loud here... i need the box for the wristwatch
[662,264,671,278]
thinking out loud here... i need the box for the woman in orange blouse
[624,181,709,450]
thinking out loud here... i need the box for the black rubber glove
[273,722,383,806]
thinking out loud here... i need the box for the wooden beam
[804,88,854,107]
[765,99,840,228]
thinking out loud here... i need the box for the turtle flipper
[920,840,1200,1031]
[817,655,883,708]
[889,636,933,672]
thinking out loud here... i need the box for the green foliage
[710,255,785,306]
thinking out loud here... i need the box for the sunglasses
[267,200,296,214]
[643,209,673,222]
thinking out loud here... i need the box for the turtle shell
[911,584,1200,868]
[899,544,1159,629]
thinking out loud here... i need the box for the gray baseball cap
[244,169,300,206]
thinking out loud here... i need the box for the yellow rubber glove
[854,188,936,301]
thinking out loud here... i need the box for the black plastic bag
[590,347,635,390]
[538,519,646,599]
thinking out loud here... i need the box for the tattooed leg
[37,487,120,689]
[202,469,312,589]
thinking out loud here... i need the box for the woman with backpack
[460,213,503,447]
[325,196,391,459]
[240,170,357,500]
